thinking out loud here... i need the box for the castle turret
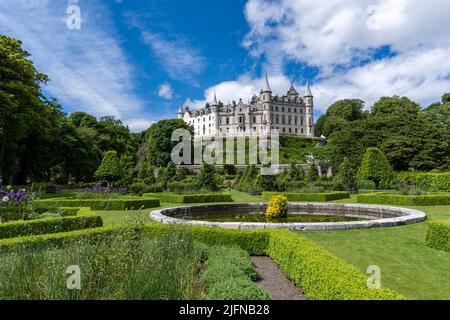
[211,91,220,136]
[304,81,314,137]
[261,73,272,128]
[177,104,184,119]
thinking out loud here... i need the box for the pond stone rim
[149,202,426,231]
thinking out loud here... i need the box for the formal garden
[2,34,450,300]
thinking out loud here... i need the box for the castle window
[253,116,256,124]
[288,117,292,125]
[227,128,230,133]
[300,109,303,113]
[282,115,285,125]
[294,117,298,125]
[282,107,285,112]
[301,118,304,126]
[301,129,304,134]
[295,128,298,133]
[275,106,279,112]
[289,128,292,133]
[253,127,256,132]
[275,115,279,124]
[288,108,291,113]
[270,106,273,111]
[283,128,286,133]
[226,117,230,124]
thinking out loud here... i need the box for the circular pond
[150,203,426,231]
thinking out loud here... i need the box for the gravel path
[251,256,307,300]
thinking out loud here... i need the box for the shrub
[426,220,450,252]
[166,181,198,193]
[306,163,319,183]
[358,148,394,189]
[147,183,164,193]
[0,215,103,239]
[35,198,160,210]
[95,151,123,182]
[395,172,450,191]
[202,246,270,300]
[130,182,150,196]
[143,193,232,204]
[265,195,288,219]
[197,163,218,191]
[262,191,350,202]
[356,193,450,205]
[335,158,358,192]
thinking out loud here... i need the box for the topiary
[95,151,123,182]
[358,147,394,189]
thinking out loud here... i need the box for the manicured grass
[303,205,450,300]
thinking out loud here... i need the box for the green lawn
[92,191,450,300]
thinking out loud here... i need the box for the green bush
[166,181,198,193]
[202,246,269,300]
[95,151,123,182]
[142,193,232,204]
[358,147,394,189]
[426,220,450,252]
[130,182,150,195]
[0,215,103,239]
[356,193,450,205]
[395,172,450,191]
[267,230,403,300]
[261,191,350,202]
[35,197,160,210]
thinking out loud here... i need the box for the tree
[442,93,450,104]
[196,163,218,191]
[306,163,319,183]
[147,119,193,167]
[335,158,358,192]
[315,99,366,137]
[0,35,48,183]
[95,151,123,182]
[358,148,394,189]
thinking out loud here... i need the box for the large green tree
[147,119,193,167]
[358,147,394,189]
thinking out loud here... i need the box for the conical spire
[263,73,272,92]
[212,90,219,105]
[288,81,298,95]
[177,103,183,114]
[304,81,313,97]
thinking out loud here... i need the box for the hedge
[0,214,103,239]
[34,197,160,210]
[396,172,450,191]
[357,193,450,206]
[425,220,450,252]
[142,193,233,204]
[261,191,350,202]
[0,223,403,300]
[202,246,270,300]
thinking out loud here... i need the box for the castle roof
[262,73,272,92]
[304,81,313,97]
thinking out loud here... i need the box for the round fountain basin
[150,202,426,231]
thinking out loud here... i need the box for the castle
[178,75,314,139]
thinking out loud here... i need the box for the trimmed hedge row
[142,193,233,204]
[357,193,450,205]
[267,230,402,300]
[0,223,403,300]
[202,246,270,300]
[262,191,351,202]
[0,214,103,239]
[396,172,450,191]
[35,197,160,210]
[425,220,450,252]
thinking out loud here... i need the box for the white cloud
[157,83,173,100]
[142,32,205,83]
[190,0,450,113]
[0,0,152,132]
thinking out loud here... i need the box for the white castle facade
[178,75,314,139]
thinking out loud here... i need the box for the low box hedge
[261,191,351,202]
[425,220,450,252]
[142,193,233,204]
[34,197,160,210]
[0,214,103,239]
[0,223,402,300]
[396,172,450,191]
[356,193,450,205]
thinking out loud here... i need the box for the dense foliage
[265,195,288,219]
[358,148,394,189]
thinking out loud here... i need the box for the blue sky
[1,0,450,131]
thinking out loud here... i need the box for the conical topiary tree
[196,162,218,191]
[336,157,358,192]
[358,147,394,189]
[95,151,123,182]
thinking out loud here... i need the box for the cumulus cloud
[189,0,450,113]
[157,83,173,100]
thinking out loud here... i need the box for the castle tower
[177,104,184,119]
[211,91,220,136]
[304,81,314,137]
[287,82,299,100]
[261,73,272,130]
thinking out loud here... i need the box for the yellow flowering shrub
[265,195,288,219]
